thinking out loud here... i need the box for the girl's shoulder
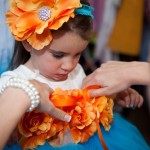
[0,65,32,88]
[1,65,26,78]
[0,69,17,89]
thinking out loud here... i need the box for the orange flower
[99,98,114,131]
[92,96,114,130]
[6,0,82,50]
[69,101,97,143]
[48,119,66,146]
[18,110,53,149]
[16,87,114,149]
[51,88,97,143]
[50,88,114,144]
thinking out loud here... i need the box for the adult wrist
[130,61,150,85]
[0,77,40,112]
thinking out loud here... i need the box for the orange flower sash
[17,86,114,150]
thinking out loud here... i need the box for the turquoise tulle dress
[4,113,150,150]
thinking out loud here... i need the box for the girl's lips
[55,74,68,79]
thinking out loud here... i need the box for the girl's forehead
[46,33,88,54]
[52,31,87,44]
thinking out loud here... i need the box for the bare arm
[0,88,30,148]
[0,80,71,149]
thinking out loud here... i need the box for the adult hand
[82,61,150,97]
[0,79,71,148]
[30,80,71,122]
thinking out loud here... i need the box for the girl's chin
[54,76,68,81]
[41,74,68,81]
[47,76,68,81]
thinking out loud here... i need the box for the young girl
[1,0,149,149]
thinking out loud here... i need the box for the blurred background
[79,0,150,145]
[0,0,150,146]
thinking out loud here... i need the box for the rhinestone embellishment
[38,7,51,21]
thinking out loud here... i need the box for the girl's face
[26,31,89,81]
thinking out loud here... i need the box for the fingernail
[126,105,129,108]
[64,115,71,122]
[130,104,133,108]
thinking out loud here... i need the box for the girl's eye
[52,53,64,59]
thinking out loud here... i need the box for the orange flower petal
[84,118,93,127]
[85,122,97,136]
[27,30,52,50]
[75,106,82,113]
[76,124,85,130]
[52,0,81,17]
[30,126,38,132]
[96,97,108,112]
[47,126,56,139]
[5,11,18,34]
[80,132,89,143]
[18,122,32,137]
[49,13,74,30]
[16,11,41,32]
[88,112,96,120]
[20,133,47,149]
[15,0,55,11]
[38,123,51,131]
[50,119,65,133]
[70,115,81,126]
[71,89,83,99]
[70,128,81,143]
[48,130,64,146]
[10,0,24,16]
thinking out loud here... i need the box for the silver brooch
[38,7,51,21]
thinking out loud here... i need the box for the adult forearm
[82,61,150,97]
[129,62,150,86]
[0,87,30,149]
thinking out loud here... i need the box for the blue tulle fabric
[4,113,150,150]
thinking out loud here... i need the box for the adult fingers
[88,88,111,97]
[48,102,71,122]
[88,86,123,98]
[82,73,97,88]
[30,80,71,122]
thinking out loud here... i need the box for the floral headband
[6,0,94,50]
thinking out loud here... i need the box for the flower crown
[6,0,94,50]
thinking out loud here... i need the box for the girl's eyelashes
[49,49,83,59]
[49,49,65,59]
[52,53,64,59]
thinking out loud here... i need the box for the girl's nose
[61,59,75,72]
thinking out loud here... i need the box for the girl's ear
[22,41,33,52]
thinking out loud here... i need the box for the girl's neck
[24,59,41,77]
[24,59,36,71]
